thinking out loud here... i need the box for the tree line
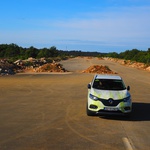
[106,48,150,64]
[0,43,59,60]
[0,43,149,64]
[0,43,101,61]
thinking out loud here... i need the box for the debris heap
[104,57,150,71]
[82,65,117,74]
[0,59,17,75]
[35,63,68,73]
[0,58,68,75]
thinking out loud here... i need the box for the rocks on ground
[0,59,18,75]
[104,57,150,71]
[0,58,68,75]
[82,65,117,74]
[32,63,67,73]
[1,57,149,75]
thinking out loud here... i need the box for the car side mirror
[127,86,130,91]
[87,84,91,89]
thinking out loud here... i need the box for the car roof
[95,74,122,80]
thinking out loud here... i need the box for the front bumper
[88,98,132,115]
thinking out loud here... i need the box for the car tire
[86,103,96,116]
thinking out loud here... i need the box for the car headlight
[89,94,99,101]
[123,96,131,102]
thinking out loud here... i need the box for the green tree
[49,46,58,57]
[37,48,50,58]
[106,52,119,58]
[4,43,20,58]
[25,46,38,58]
[0,44,7,57]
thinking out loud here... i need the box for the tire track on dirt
[65,103,111,149]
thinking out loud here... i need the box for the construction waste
[0,58,67,75]
[82,65,117,74]
[0,57,149,75]
[33,63,67,73]
[104,57,150,71]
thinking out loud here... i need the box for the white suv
[87,75,132,116]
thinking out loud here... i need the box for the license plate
[104,107,118,111]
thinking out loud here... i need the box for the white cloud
[51,6,150,39]
[0,5,149,51]
[50,6,150,51]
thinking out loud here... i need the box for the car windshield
[92,79,126,90]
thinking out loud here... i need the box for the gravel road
[0,57,149,150]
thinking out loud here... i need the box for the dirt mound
[146,66,150,71]
[82,65,117,74]
[0,58,68,75]
[104,57,150,71]
[34,63,68,73]
[0,59,18,75]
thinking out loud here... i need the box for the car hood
[90,88,130,100]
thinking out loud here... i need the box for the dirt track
[0,57,150,150]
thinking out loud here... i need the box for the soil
[0,57,150,75]
[82,65,117,74]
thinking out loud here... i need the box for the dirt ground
[0,57,150,150]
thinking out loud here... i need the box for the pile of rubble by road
[104,57,150,72]
[0,58,68,75]
[82,65,117,74]
[31,63,67,73]
[0,59,18,75]
[1,57,149,75]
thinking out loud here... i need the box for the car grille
[99,99,123,106]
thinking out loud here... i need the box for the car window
[92,79,126,90]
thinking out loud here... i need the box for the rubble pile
[82,65,117,74]
[146,66,150,71]
[0,58,68,75]
[0,59,18,75]
[34,63,68,73]
[104,57,150,71]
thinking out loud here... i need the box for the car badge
[108,99,113,104]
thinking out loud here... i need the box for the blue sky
[0,0,150,53]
